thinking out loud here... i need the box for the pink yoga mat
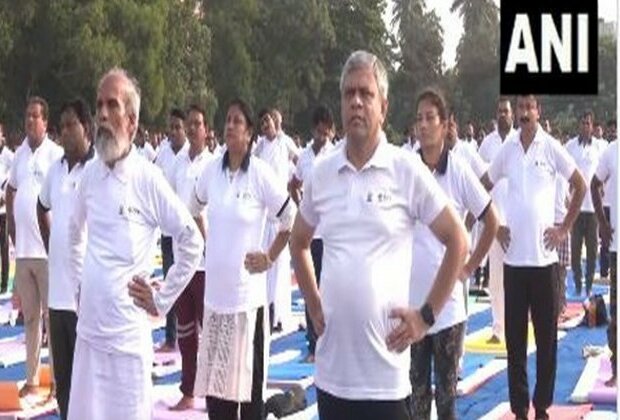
[588,356,617,404]
[494,403,592,420]
[152,385,206,420]
[153,351,181,366]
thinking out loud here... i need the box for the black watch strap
[420,303,435,327]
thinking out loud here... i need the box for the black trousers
[206,307,265,420]
[305,239,323,354]
[504,264,559,417]
[0,213,8,292]
[609,253,617,376]
[161,235,176,346]
[600,207,611,278]
[49,309,77,420]
[317,388,412,420]
[571,212,598,295]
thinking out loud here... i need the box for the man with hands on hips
[289,50,468,420]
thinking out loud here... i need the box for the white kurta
[67,148,203,420]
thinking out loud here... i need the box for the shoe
[535,409,549,419]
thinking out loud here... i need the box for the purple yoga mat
[588,356,617,404]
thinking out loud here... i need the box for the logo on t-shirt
[500,0,597,94]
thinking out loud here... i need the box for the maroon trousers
[175,270,205,397]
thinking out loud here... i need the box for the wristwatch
[420,303,435,328]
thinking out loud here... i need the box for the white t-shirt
[8,137,63,259]
[70,148,203,355]
[0,146,15,215]
[172,147,215,268]
[488,126,577,267]
[299,135,448,400]
[565,137,608,212]
[194,154,290,313]
[253,133,300,187]
[136,142,157,162]
[411,151,490,334]
[451,139,488,178]
[39,153,94,311]
[595,141,618,252]
[479,129,516,224]
[554,175,569,224]
[154,140,189,235]
[401,138,420,153]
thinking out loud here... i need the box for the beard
[95,125,128,164]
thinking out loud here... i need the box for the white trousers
[67,337,152,420]
[265,221,291,326]
[489,240,505,338]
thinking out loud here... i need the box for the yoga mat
[588,355,616,404]
[152,384,206,420]
[464,326,566,356]
[268,362,314,380]
[570,354,615,403]
[0,302,17,326]
[457,357,507,396]
[583,411,620,419]
[152,350,181,378]
[480,402,592,420]
[0,334,49,368]
[0,381,57,419]
[464,326,534,356]
[152,383,284,419]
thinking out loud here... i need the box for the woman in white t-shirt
[190,99,295,420]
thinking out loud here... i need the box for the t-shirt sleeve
[459,161,491,219]
[487,143,506,184]
[595,146,612,183]
[408,157,448,225]
[299,168,319,227]
[550,139,577,181]
[7,150,18,189]
[38,163,54,210]
[258,161,291,220]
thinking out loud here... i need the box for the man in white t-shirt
[67,68,203,420]
[592,140,618,387]
[168,104,214,411]
[254,108,300,331]
[6,97,63,398]
[565,111,608,296]
[134,126,157,162]
[477,97,517,343]
[290,50,468,419]
[0,124,15,294]
[480,95,586,420]
[37,99,95,419]
[289,105,334,362]
[153,108,189,352]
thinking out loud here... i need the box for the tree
[317,0,393,137]
[390,0,444,137]
[451,0,499,125]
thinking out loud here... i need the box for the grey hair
[339,50,389,100]
[98,67,141,131]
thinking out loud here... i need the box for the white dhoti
[67,337,153,420]
[489,240,505,338]
[194,307,268,402]
[264,220,291,327]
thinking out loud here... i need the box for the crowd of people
[0,49,616,420]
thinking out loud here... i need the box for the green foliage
[0,0,614,141]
